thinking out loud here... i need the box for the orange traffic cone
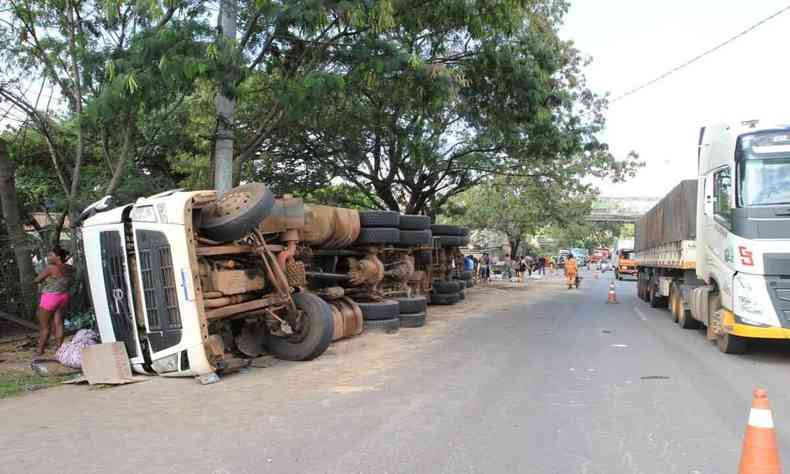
[606,281,618,304]
[739,388,781,474]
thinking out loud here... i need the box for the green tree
[450,177,592,256]
[241,0,640,213]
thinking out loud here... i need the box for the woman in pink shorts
[33,247,73,356]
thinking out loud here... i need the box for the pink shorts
[39,292,70,312]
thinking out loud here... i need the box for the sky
[562,0,790,199]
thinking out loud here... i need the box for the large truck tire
[394,296,428,314]
[359,211,400,228]
[649,286,666,309]
[399,215,431,230]
[431,224,468,236]
[433,280,463,294]
[399,229,432,246]
[355,227,400,244]
[199,183,275,242]
[430,292,460,305]
[357,300,400,321]
[436,235,467,247]
[265,292,333,361]
[399,311,427,328]
[718,333,748,354]
[364,317,400,333]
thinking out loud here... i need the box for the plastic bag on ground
[55,329,99,369]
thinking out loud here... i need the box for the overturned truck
[80,184,464,379]
[82,185,335,379]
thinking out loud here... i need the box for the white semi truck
[634,121,790,353]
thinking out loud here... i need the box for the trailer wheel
[669,284,680,323]
[717,333,748,354]
[649,286,666,309]
[265,292,334,361]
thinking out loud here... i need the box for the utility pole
[214,0,237,196]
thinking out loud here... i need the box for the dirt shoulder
[0,279,538,402]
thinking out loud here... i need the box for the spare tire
[399,215,431,230]
[431,224,468,236]
[433,280,463,294]
[359,211,400,228]
[199,183,275,242]
[394,296,428,314]
[399,229,432,246]
[357,299,400,321]
[355,227,400,244]
[459,271,474,281]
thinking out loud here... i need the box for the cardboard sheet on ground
[65,342,147,385]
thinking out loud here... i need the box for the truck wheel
[649,287,665,308]
[669,287,680,323]
[357,300,400,321]
[265,292,333,361]
[677,304,699,329]
[717,333,748,354]
[199,183,275,242]
[359,210,400,227]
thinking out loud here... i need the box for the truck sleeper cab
[82,186,334,379]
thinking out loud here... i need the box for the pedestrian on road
[564,254,578,289]
[480,253,490,283]
[33,246,73,357]
[539,256,546,275]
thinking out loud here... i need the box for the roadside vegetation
[0,371,70,399]
[0,0,642,320]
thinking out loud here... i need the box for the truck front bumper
[721,310,790,339]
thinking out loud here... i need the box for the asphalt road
[4,272,790,474]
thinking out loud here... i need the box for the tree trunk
[0,140,38,318]
[213,0,238,196]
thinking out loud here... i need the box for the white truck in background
[634,121,790,353]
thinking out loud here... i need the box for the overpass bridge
[586,196,660,225]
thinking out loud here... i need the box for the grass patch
[0,372,70,399]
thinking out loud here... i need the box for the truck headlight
[733,273,774,327]
[151,353,179,374]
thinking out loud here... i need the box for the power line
[611,4,790,103]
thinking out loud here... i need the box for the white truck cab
[697,122,790,339]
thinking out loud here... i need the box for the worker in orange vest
[564,254,578,289]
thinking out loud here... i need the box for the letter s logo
[738,246,754,266]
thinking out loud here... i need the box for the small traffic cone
[606,281,618,304]
[739,389,781,474]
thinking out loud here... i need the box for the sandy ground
[0,278,536,399]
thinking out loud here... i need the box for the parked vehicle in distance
[634,121,790,354]
[615,248,637,280]
[571,248,589,267]
[590,247,610,264]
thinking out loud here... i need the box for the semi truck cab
[697,123,790,343]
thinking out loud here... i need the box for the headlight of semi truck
[732,273,780,327]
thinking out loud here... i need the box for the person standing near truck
[33,247,73,356]
[564,254,578,289]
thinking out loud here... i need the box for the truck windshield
[620,250,632,259]
[737,131,790,207]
